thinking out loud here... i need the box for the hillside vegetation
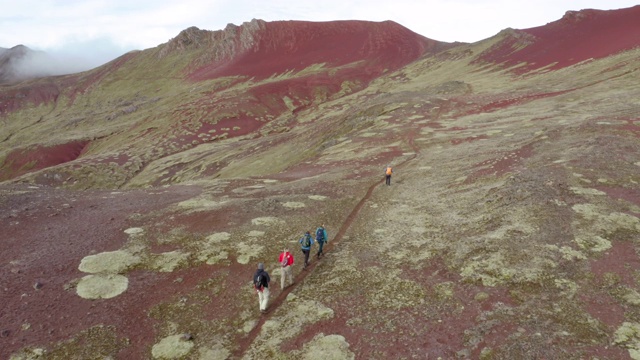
[2,8,640,359]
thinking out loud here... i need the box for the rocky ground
[2,11,640,360]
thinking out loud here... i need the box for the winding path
[232,132,421,358]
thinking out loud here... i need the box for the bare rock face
[157,19,265,61]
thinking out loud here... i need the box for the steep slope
[181,19,443,80]
[2,7,640,360]
[473,5,640,73]
[0,19,447,187]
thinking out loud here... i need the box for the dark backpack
[254,273,265,291]
[316,228,325,241]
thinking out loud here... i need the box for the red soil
[0,141,89,181]
[0,184,202,358]
[0,82,60,115]
[469,142,536,180]
[477,6,640,73]
[188,20,446,82]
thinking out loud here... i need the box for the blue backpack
[316,228,325,241]
[302,235,311,248]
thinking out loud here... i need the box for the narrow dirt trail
[231,132,421,359]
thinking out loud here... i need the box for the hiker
[315,224,328,259]
[299,231,314,269]
[253,263,271,313]
[279,248,294,289]
[385,165,393,186]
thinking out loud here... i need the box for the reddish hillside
[475,6,640,72]
[186,19,447,81]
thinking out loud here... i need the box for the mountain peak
[474,6,640,73]
[164,19,446,81]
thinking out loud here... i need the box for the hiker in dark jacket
[299,231,314,269]
[253,263,271,313]
[315,224,328,259]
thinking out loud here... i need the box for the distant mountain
[0,44,99,85]
[0,45,53,84]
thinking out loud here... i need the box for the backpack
[302,235,311,248]
[316,228,325,241]
[254,273,264,291]
[281,253,289,267]
[386,167,393,175]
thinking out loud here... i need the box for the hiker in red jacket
[279,248,294,289]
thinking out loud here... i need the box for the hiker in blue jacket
[299,231,314,269]
[315,224,328,259]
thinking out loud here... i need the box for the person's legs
[285,265,293,286]
[261,287,270,311]
[302,249,310,268]
[386,175,391,185]
[257,291,264,311]
[280,266,287,289]
[317,240,324,258]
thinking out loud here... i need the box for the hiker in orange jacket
[385,165,393,186]
[279,248,294,289]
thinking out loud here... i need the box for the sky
[1,0,638,73]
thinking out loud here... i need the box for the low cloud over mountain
[0,44,114,84]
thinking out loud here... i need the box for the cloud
[1,37,131,83]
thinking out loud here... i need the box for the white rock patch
[251,217,284,226]
[308,195,327,201]
[236,242,264,264]
[150,251,190,272]
[151,334,194,359]
[300,334,355,360]
[204,251,229,265]
[197,344,231,360]
[283,202,306,209]
[570,187,606,196]
[574,235,612,252]
[177,198,227,210]
[124,227,144,235]
[207,232,231,243]
[78,250,141,274]
[256,299,334,351]
[614,322,640,360]
[76,274,128,299]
